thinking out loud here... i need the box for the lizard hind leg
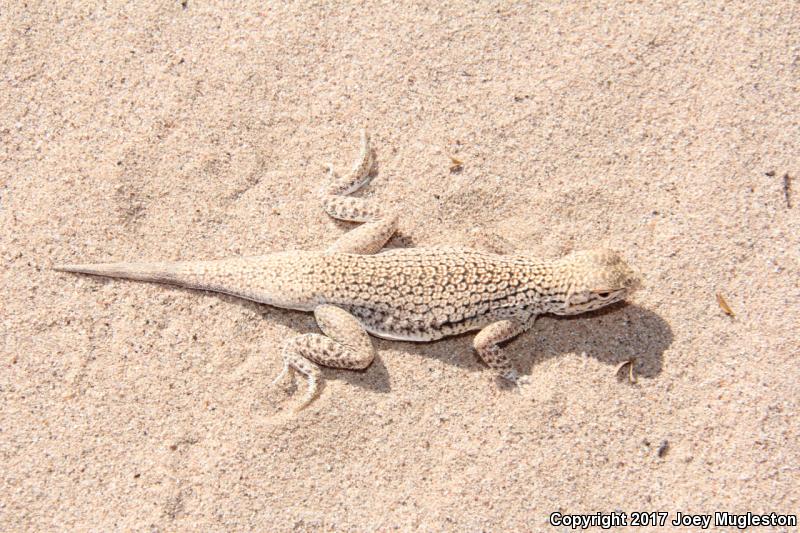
[273,305,375,410]
[272,339,323,410]
[325,129,374,195]
[323,129,398,254]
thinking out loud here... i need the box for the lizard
[55,130,641,410]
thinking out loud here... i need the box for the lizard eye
[596,292,611,298]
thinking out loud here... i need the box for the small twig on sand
[783,173,792,208]
[716,292,735,317]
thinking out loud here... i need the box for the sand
[2,2,798,531]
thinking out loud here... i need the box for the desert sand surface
[2,2,799,531]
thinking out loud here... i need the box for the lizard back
[303,248,558,341]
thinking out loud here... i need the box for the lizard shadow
[225,299,670,394]
[520,302,672,380]
[393,302,671,384]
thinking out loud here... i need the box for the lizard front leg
[272,304,374,410]
[473,318,535,384]
[323,129,398,254]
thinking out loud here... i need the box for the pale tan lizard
[55,130,641,409]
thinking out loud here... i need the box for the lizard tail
[54,252,315,309]
[53,261,182,284]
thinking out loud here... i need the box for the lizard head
[551,248,641,315]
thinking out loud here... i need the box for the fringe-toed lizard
[55,130,641,409]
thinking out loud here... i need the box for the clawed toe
[292,374,320,412]
[270,364,290,387]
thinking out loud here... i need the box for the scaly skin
[56,130,640,410]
